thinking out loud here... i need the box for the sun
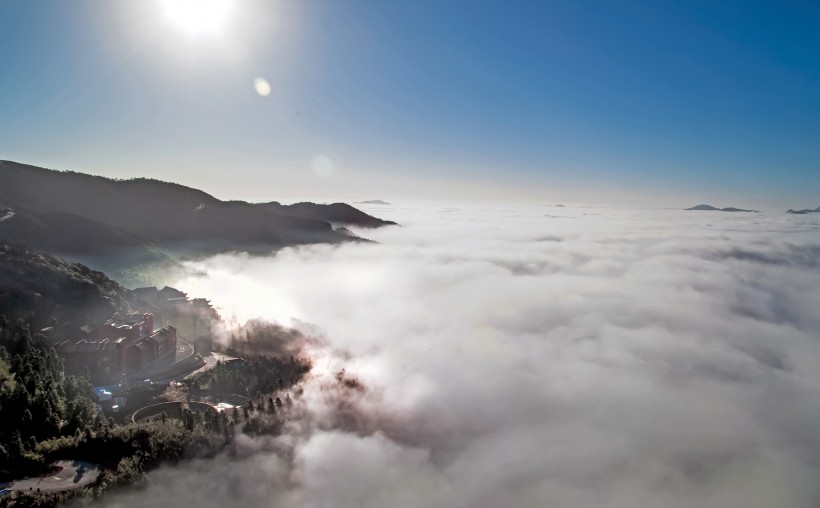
[159,0,233,37]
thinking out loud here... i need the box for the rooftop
[59,338,117,353]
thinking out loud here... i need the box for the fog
[103,202,820,508]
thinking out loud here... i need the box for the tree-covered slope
[0,243,132,335]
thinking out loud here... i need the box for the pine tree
[9,429,23,458]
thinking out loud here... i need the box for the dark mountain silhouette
[260,201,396,227]
[786,207,820,214]
[0,161,397,266]
[0,242,133,334]
[686,204,758,212]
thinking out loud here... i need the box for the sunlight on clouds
[150,203,820,508]
[175,254,299,326]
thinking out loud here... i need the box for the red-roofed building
[58,313,177,378]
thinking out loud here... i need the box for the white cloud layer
[104,203,820,508]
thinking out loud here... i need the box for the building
[147,326,176,360]
[131,286,218,353]
[57,337,121,376]
[57,313,177,378]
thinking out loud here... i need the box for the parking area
[9,460,99,493]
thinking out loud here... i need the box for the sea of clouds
[103,202,820,508]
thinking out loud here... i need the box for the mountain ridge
[686,204,758,213]
[0,161,397,279]
[786,207,820,215]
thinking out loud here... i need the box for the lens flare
[312,155,334,178]
[254,77,271,97]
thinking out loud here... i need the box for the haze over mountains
[0,161,396,282]
[0,242,132,332]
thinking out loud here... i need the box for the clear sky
[0,0,818,208]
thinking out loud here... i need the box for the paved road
[149,351,235,386]
[10,461,99,493]
[185,352,237,379]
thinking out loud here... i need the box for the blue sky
[0,0,818,207]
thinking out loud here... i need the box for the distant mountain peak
[358,199,391,205]
[786,206,820,215]
[686,204,758,212]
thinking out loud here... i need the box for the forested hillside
[0,243,132,336]
[0,245,312,507]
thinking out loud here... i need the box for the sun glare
[159,0,233,37]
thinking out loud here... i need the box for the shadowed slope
[0,161,396,260]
